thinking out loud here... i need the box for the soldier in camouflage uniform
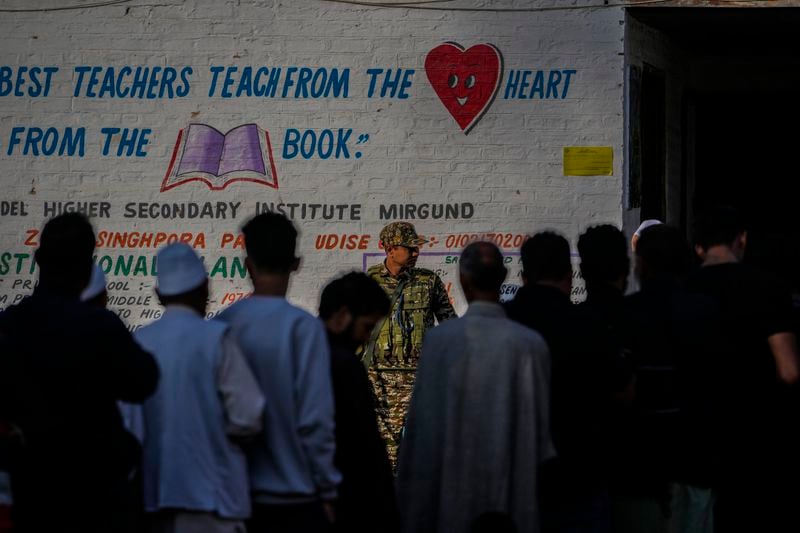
[363,222,456,465]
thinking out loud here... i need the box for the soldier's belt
[374,366,417,372]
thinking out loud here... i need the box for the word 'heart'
[425,42,503,134]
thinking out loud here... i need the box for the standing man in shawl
[397,242,554,533]
[363,222,456,462]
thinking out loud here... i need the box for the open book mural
[161,123,279,192]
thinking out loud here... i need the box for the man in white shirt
[134,243,265,533]
[218,212,340,533]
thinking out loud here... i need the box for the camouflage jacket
[364,262,456,369]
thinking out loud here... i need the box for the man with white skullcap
[631,219,662,252]
[132,243,265,533]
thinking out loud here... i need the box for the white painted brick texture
[0,0,625,322]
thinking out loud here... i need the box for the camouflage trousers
[367,367,416,469]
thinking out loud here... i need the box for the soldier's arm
[432,276,456,323]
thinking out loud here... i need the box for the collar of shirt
[378,260,412,281]
[465,300,506,319]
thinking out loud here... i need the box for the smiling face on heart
[425,42,503,134]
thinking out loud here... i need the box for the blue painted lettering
[221,66,236,98]
[264,67,281,98]
[317,129,334,159]
[295,67,313,98]
[6,127,85,157]
[282,128,353,160]
[41,128,59,155]
[7,127,24,154]
[159,67,177,98]
[100,127,151,157]
[85,66,103,97]
[311,69,327,98]
[503,70,519,100]
[28,67,42,95]
[283,128,300,159]
[116,67,132,97]
[328,68,348,98]
[19,67,56,97]
[208,66,348,98]
[366,68,382,98]
[504,70,520,99]
[282,67,298,97]
[300,129,315,158]
[264,67,280,97]
[561,69,576,98]
[519,70,531,98]
[177,67,192,97]
[545,70,562,99]
[502,69,576,99]
[73,66,91,97]
[208,66,224,97]
[98,67,116,98]
[130,67,148,98]
[71,66,192,98]
[24,127,42,155]
[146,67,162,99]
[398,69,414,99]
[530,71,544,98]
[335,128,352,158]
[365,68,414,98]
[236,66,252,97]
[14,66,28,96]
[101,127,120,155]
[253,67,269,97]
[0,67,12,96]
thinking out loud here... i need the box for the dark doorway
[691,93,800,284]
[640,64,666,221]
[627,7,800,287]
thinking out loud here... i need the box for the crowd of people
[1,206,798,533]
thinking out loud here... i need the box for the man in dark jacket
[687,207,800,533]
[506,232,629,533]
[319,272,398,533]
[620,225,720,533]
[0,213,159,533]
[577,224,630,334]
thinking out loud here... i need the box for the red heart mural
[425,42,503,134]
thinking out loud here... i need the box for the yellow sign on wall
[563,146,613,176]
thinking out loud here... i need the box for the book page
[218,123,266,176]
[176,124,225,176]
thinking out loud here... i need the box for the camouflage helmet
[380,221,428,249]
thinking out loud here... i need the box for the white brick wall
[0,0,625,323]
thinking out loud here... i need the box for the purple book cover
[163,123,278,191]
